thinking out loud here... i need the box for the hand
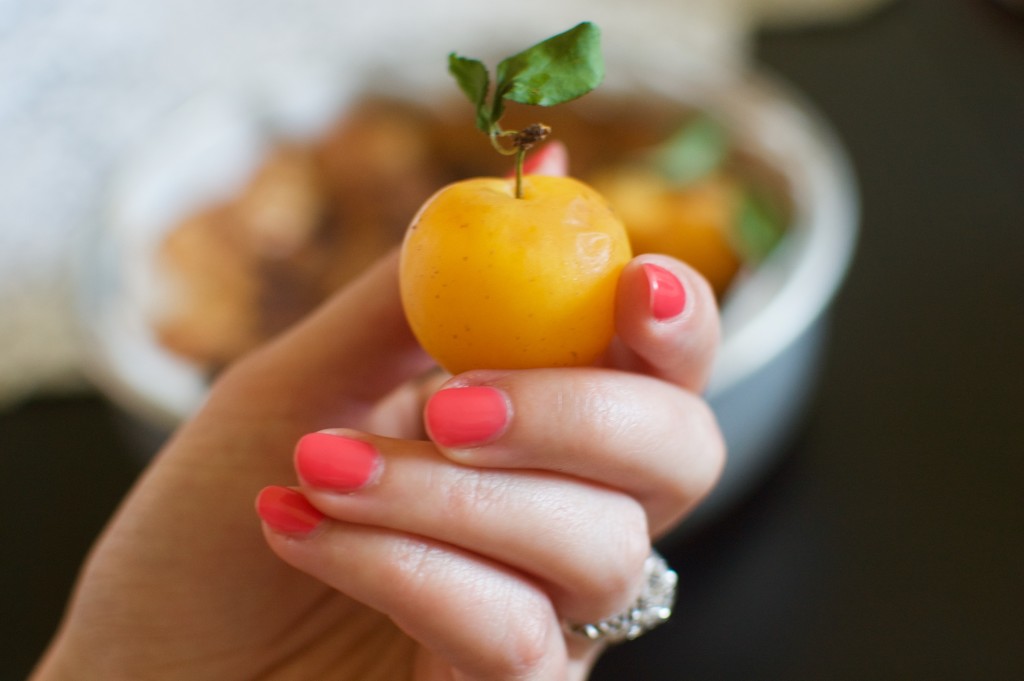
[32,250,724,681]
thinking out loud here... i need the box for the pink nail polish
[425,386,509,448]
[295,433,380,491]
[642,263,687,321]
[256,486,324,535]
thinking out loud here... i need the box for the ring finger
[293,430,651,625]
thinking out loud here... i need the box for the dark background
[3,1,1022,679]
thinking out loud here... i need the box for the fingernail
[642,263,687,320]
[256,486,325,536]
[295,433,380,491]
[504,141,569,178]
[425,386,509,448]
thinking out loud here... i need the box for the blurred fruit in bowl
[597,169,741,295]
[156,145,325,365]
[592,113,787,297]
[149,93,791,372]
[151,99,445,371]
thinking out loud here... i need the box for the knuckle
[688,398,727,495]
[493,607,555,679]
[658,394,727,508]
[380,539,557,679]
[380,536,438,596]
[581,377,658,442]
[439,467,511,523]
[552,378,626,454]
[577,500,651,614]
[613,504,653,590]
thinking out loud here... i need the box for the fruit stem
[510,123,551,199]
[514,148,526,198]
[489,131,518,157]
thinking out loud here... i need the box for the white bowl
[75,65,858,536]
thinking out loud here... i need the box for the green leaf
[494,22,604,109]
[448,53,492,133]
[735,185,786,262]
[446,22,604,148]
[655,115,729,185]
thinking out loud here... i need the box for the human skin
[30,246,724,680]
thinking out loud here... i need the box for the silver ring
[564,549,678,644]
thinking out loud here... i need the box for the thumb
[608,254,721,393]
[218,248,433,420]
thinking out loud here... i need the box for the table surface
[3,2,1023,679]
